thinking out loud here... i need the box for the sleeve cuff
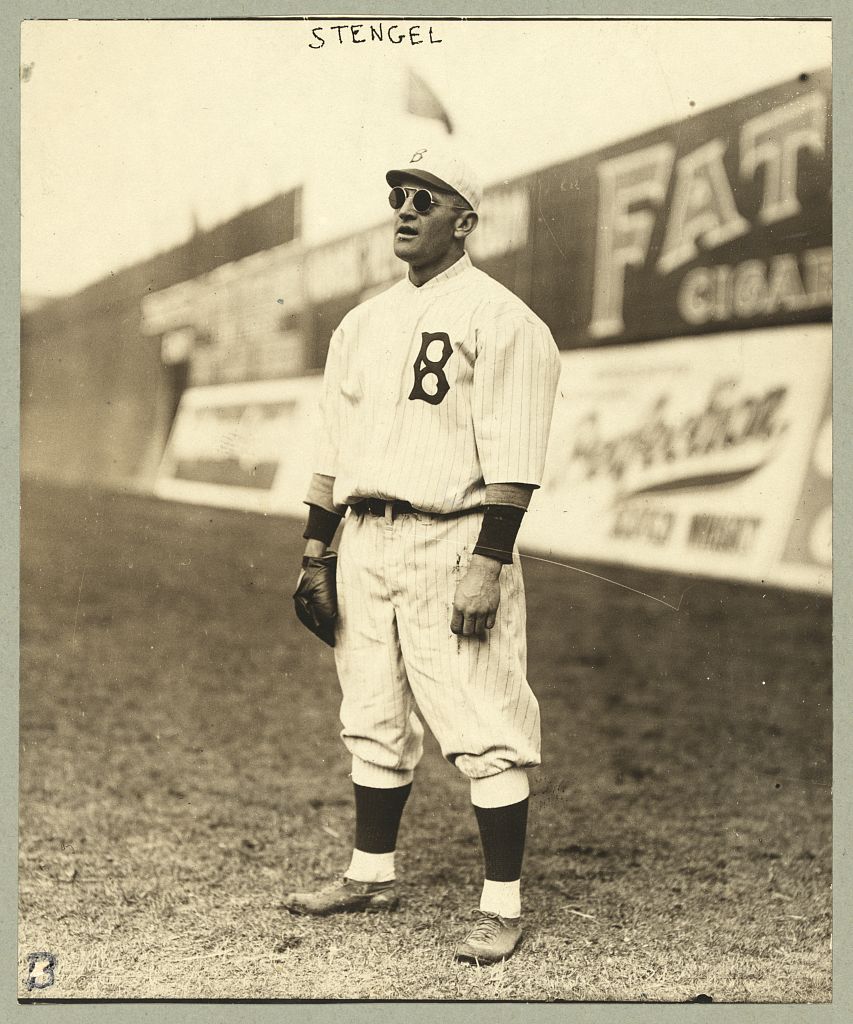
[304,473,347,515]
[483,482,535,510]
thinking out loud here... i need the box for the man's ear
[453,210,479,240]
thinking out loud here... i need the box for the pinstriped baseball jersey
[314,252,561,511]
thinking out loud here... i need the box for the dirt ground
[18,480,831,1001]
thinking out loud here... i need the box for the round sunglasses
[388,185,470,214]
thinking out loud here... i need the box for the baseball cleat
[282,876,399,916]
[454,910,523,964]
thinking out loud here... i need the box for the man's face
[391,176,467,268]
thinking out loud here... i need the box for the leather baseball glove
[293,552,338,647]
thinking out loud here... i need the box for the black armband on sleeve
[472,504,527,564]
[303,503,343,546]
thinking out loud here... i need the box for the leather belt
[349,498,481,522]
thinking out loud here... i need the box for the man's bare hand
[451,554,502,637]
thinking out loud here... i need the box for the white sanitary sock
[345,848,396,883]
[480,878,521,920]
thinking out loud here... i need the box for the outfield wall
[154,322,831,593]
[21,192,302,489]
[22,71,832,590]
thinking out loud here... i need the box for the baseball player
[286,145,561,964]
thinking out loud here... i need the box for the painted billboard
[523,325,831,591]
[157,323,830,592]
[155,377,323,516]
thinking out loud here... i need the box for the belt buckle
[384,501,394,525]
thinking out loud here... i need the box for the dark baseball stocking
[473,797,529,882]
[353,782,412,853]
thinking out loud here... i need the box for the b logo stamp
[26,952,57,991]
[409,332,453,405]
[409,148,427,163]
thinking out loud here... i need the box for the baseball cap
[386,145,483,212]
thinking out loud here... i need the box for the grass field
[18,479,832,1001]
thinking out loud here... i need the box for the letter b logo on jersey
[409,332,452,406]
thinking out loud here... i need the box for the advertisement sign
[527,70,831,350]
[523,325,831,591]
[141,242,307,385]
[772,381,831,591]
[156,377,323,515]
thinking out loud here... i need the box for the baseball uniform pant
[334,505,541,788]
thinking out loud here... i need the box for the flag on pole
[406,70,454,135]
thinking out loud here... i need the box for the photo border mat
[3,2,848,1021]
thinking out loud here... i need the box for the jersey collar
[405,251,472,291]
